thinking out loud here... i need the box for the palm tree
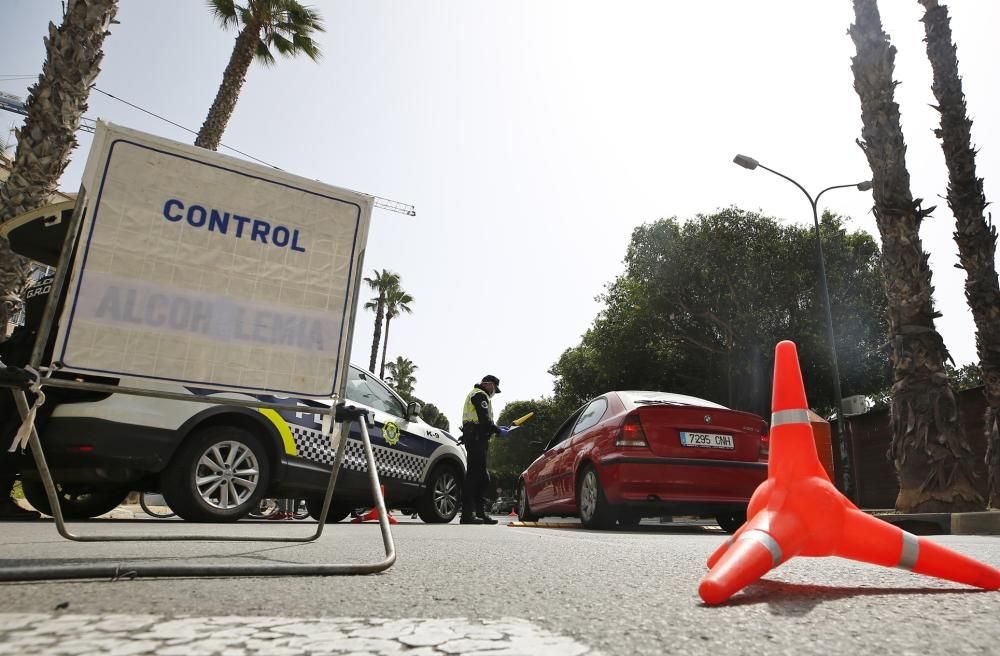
[196,0,324,151]
[918,0,1000,508]
[0,0,118,336]
[363,269,399,373]
[849,0,981,512]
[384,357,418,399]
[379,286,414,379]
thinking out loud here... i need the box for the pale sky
[5,1,999,430]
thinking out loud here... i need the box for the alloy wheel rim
[580,471,598,520]
[195,440,260,510]
[433,471,458,517]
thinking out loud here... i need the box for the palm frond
[254,39,277,66]
[207,0,240,28]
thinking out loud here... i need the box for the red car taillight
[759,432,770,459]
[615,413,648,447]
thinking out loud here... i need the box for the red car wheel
[517,480,537,522]
[577,465,613,529]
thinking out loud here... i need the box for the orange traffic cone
[509,506,518,518]
[699,340,1000,605]
[351,485,398,525]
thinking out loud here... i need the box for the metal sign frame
[0,139,396,581]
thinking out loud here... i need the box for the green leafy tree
[850,0,981,512]
[362,269,399,373]
[413,400,450,432]
[379,286,414,379]
[872,363,983,411]
[947,363,985,392]
[384,356,417,399]
[196,0,324,151]
[551,208,890,420]
[0,0,118,332]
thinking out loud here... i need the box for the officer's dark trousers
[462,438,489,517]
[0,389,21,500]
[0,386,59,500]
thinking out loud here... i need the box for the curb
[868,510,1000,536]
[951,512,1000,536]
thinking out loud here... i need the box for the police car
[2,204,465,524]
[18,364,465,523]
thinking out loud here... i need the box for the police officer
[0,269,56,520]
[459,374,509,525]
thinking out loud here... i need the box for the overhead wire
[89,86,415,215]
[1,76,414,215]
[91,86,276,168]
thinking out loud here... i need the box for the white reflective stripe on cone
[770,409,810,427]
[738,529,783,567]
[897,532,920,570]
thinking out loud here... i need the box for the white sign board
[53,122,372,397]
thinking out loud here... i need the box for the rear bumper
[21,417,180,484]
[597,454,766,513]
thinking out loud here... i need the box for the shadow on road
[707,578,986,612]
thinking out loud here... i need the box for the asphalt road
[2,514,1000,655]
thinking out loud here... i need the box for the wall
[839,386,989,509]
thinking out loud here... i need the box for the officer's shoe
[477,514,499,525]
[459,514,483,525]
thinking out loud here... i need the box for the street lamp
[733,154,872,502]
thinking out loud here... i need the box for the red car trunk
[634,405,766,461]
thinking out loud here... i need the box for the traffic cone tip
[771,340,809,413]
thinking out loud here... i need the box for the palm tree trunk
[369,300,384,373]
[195,19,261,151]
[850,0,982,512]
[380,317,391,379]
[919,0,1000,507]
[0,0,117,337]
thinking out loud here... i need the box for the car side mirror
[406,401,422,421]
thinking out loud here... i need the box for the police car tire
[20,480,129,519]
[416,462,461,524]
[304,497,352,523]
[161,426,271,522]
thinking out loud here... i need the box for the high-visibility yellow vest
[462,387,494,425]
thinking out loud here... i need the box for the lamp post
[733,154,871,502]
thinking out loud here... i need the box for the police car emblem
[383,421,401,446]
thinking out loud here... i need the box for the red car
[517,391,769,532]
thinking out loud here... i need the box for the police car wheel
[161,426,270,522]
[416,463,460,523]
[20,480,129,519]
[304,497,352,523]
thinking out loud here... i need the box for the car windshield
[345,366,406,418]
[618,390,727,410]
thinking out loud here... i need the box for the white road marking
[0,613,598,655]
